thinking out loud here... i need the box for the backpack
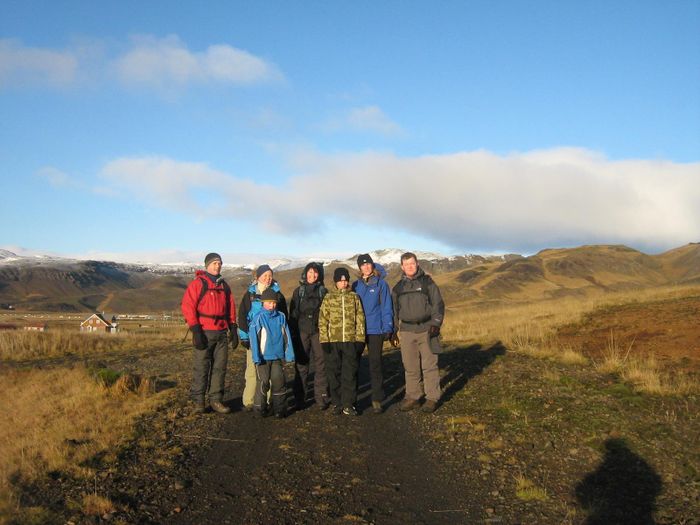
[394,273,434,303]
[196,276,232,322]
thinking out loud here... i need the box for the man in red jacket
[181,252,238,414]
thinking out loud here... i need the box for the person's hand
[390,332,400,347]
[191,325,207,350]
[229,325,239,348]
[241,339,250,350]
[428,325,440,337]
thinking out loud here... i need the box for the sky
[1,0,699,264]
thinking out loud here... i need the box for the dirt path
[171,350,482,525]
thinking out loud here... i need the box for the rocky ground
[9,331,700,524]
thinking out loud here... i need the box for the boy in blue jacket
[249,288,295,418]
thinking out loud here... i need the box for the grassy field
[1,283,698,523]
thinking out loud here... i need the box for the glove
[383,332,392,341]
[428,325,440,337]
[241,339,250,350]
[390,332,400,348]
[229,325,239,348]
[191,325,207,350]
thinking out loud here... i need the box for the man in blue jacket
[352,253,393,414]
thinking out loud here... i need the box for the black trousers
[191,329,229,403]
[293,331,329,404]
[361,334,385,402]
[324,342,359,409]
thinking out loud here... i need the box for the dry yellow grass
[0,366,165,520]
[0,329,183,361]
[443,284,700,395]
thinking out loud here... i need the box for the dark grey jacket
[391,268,444,333]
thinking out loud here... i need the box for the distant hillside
[436,243,699,305]
[2,244,699,312]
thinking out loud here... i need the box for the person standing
[237,264,288,411]
[249,288,295,418]
[181,252,238,414]
[391,252,445,413]
[318,267,366,416]
[289,262,329,410]
[352,254,393,414]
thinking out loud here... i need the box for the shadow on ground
[575,437,662,525]
[353,341,506,412]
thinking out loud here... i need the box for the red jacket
[181,271,237,331]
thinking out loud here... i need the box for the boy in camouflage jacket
[318,267,365,415]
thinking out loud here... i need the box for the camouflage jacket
[318,288,366,343]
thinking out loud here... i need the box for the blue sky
[1,1,699,264]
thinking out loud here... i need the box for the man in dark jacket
[181,252,238,414]
[289,262,329,410]
[391,252,445,413]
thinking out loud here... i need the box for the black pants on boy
[324,342,359,409]
[254,359,287,415]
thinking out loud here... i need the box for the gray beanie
[204,252,222,266]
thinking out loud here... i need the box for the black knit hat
[260,288,278,303]
[204,252,222,266]
[357,253,373,267]
[333,267,350,282]
[256,264,272,278]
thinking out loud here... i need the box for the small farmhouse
[23,323,47,332]
[80,313,118,333]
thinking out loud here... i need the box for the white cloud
[35,166,74,187]
[0,39,78,87]
[322,105,404,136]
[113,35,282,90]
[346,106,403,135]
[98,148,700,253]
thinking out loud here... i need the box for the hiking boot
[210,400,231,414]
[399,398,420,411]
[333,405,343,415]
[421,400,438,413]
[371,401,383,414]
[192,399,206,414]
[342,406,358,416]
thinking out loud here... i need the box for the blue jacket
[237,281,286,342]
[249,308,295,364]
[352,263,393,335]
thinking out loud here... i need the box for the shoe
[210,400,231,414]
[276,411,287,419]
[371,401,383,414]
[333,405,342,415]
[399,398,419,412]
[342,406,358,416]
[253,408,267,418]
[421,400,438,413]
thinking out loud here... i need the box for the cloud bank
[98,148,700,253]
[0,38,78,87]
[0,36,281,91]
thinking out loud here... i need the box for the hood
[374,263,387,280]
[195,269,221,284]
[300,262,325,285]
